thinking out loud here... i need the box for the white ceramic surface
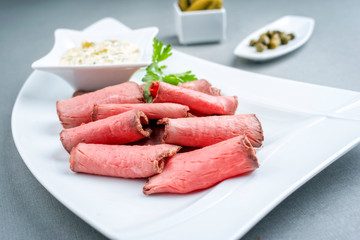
[234,15,315,61]
[12,19,360,240]
[32,18,158,91]
[174,3,226,44]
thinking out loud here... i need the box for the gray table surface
[1,0,359,239]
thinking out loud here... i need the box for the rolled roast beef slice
[142,79,220,96]
[92,103,190,121]
[72,90,88,97]
[57,82,144,129]
[159,114,264,148]
[179,79,221,96]
[60,110,151,153]
[131,125,165,146]
[150,81,238,115]
[70,143,181,178]
[143,135,259,195]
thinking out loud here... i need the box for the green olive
[259,33,267,39]
[269,34,281,49]
[280,33,290,44]
[249,39,257,46]
[250,30,295,52]
[272,32,280,38]
[266,30,273,38]
[256,42,267,52]
[268,41,276,49]
[281,35,289,44]
[259,35,270,45]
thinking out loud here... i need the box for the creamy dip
[59,40,140,65]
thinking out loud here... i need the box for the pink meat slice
[179,79,221,96]
[72,90,88,97]
[57,82,144,128]
[70,143,181,178]
[159,114,264,148]
[60,110,151,152]
[150,81,238,115]
[143,135,259,195]
[92,103,190,121]
[131,125,165,146]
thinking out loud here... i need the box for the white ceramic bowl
[32,18,158,91]
[174,3,226,45]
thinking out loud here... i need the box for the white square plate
[12,18,360,240]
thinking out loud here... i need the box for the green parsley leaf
[143,81,153,103]
[162,71,197,85]
[141,38,197,102]
[142,70,161,83]
[152,38,172,63]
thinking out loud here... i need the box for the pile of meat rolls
[56,79,264,195]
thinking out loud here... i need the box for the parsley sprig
[142,38,197,102]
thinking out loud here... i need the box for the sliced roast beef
[72,90,88,97]
[57,82,144,128]
[60,110,151,152]
[143,135,259,195]
[158,114,264,148]
[131,125,165,146]
[70,143,181,178]
[92,103,189,121]
[150,81,237,115]
[179,79,221,96]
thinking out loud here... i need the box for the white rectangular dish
[12,18,360,240]
[234,15,315,61]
